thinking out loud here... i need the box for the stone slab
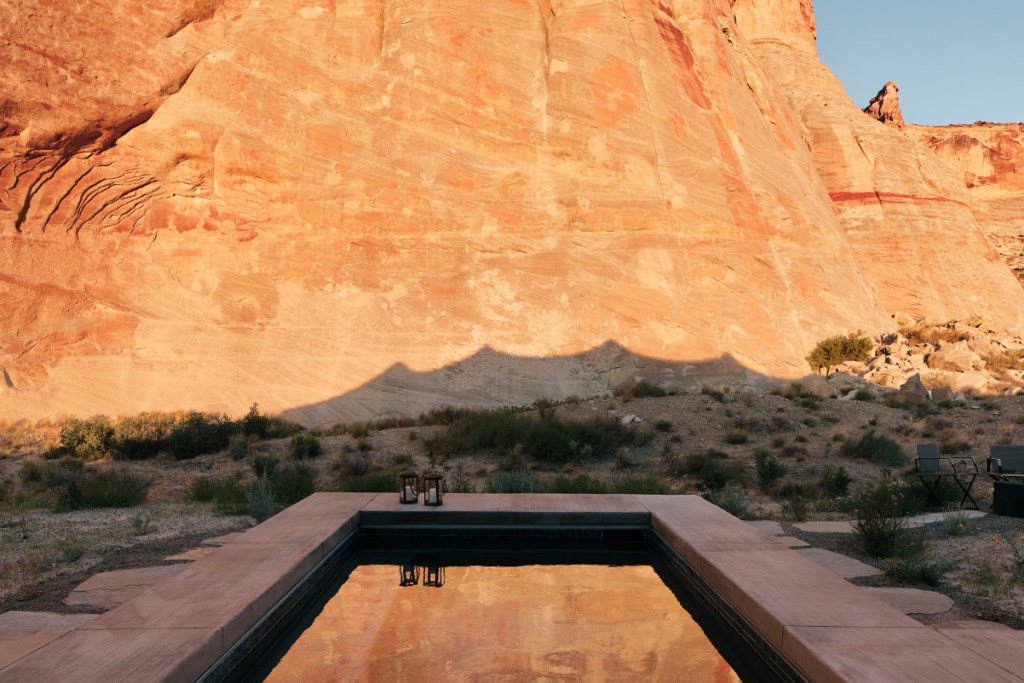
[932,628,1024,678]
[64,565,188,610]
[201,532,247,546]
[904,510,987,524]
[783,626,1024,683]
[776,535,810,548]
[863,587,954,615]
[933,620,1013,631]
[165,547,216,561]
[0,627,221,683]
[361,493,650,527]
[746,520,784,536]
[0,612,97,631]
[795,548,882,579]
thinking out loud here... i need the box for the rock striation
[1,0,1022,423]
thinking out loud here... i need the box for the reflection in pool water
[266,563,741,682]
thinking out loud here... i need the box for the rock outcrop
[915,123,1024,284]
[1,0,1022,423]
[864,81,906,128]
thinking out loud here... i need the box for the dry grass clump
[899,322,968,346]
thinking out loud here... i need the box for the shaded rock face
[863,81,906,129]
[916,124,1024,285]
[0,0,1020,423]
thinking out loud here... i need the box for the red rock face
[915,123,1024,284]
[0,0,1020,422]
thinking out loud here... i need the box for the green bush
[290,434,322,460]
[250,453,279,479]
[839,430,908,467]
[239,402,304,439]
[246,479,276,522]
[676,451,746,490]
[541,475,610,494]
[755,450,787,491]
[42,459,86,511]
[724,427,748,445]
[806,331,873,375]
[883,555,951,586]
[703,483,751,519]
[609,474,672,495]
[618,380,667,401]
[271,461,316,506]
[188,473,248,514]
[852,477,925,557]
[80,466,149,508]
[60,416,115,460]
[109,413,173,460]
[819,464,852,497]
[485,471,539,493]
[425,412,648,463]
[335,471,399,492]
[166,412,232,460]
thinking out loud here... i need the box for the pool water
[258,553,742,682]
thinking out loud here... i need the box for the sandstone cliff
[915,123,1024,284]
[0,0,1020,423]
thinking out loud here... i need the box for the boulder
[927,346,984,373]
[798,375,838,399]
[899,374,931,401]
[930,386,957,404]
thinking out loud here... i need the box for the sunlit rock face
[915,123,1024,285]
[0,0,1018,423]
[734,0,1024,331]
[863,81,906,129]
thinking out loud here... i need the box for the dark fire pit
[992,480,1024,518]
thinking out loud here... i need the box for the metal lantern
[423,473,445,506]
[399,563,419,586]
[400,472,419,504]
[423,565,446,588]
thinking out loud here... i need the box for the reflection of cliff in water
[266,563,741,682]
[282,341,771,426]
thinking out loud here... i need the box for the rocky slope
[1,0,1021,424]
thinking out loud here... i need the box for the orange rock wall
[0,0,1019,422]
[915,123,1024,283]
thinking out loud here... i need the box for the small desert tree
[806,331,873,375]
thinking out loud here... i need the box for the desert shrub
[246,479,276,522]
[819,464,852,497]
[755,450,787,491]
[249,453,279,479]
[838,430,907,467]
[425,412,647,463]
[166,412,232,460]
[806,331,873,375]
[541,475,610,494]
[130,510,158,536]
[335,471,399,492]
[654,419,674,433]
[42,459,85,511]
[228,434,255,461]
[724,426,748,445]
[700,384,726,402]
[982,349,1024,374]
[618,380,667,401]
[80,466,149,508]
[676,450,746,490]
[237,402,303,439]
[937,429,971,454]
[111,413,176,460]
[610,474,672,495]
[853,388,875,401]
[271,461,316,506]
[942,504,969,535]
[899,323,966,346]
[290,433,322,460]
[882,555,951,586]
[485,471,539,493]
[852,477,925,557]
[60,416,115,460]
[188,473,248,514]
[703,483,751,519]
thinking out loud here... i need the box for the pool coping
[2,493,1023,682]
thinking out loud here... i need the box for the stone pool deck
[2,493,1023,682]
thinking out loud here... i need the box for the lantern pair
[399,472,444,506]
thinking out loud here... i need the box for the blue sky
[814,1,1023,126]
